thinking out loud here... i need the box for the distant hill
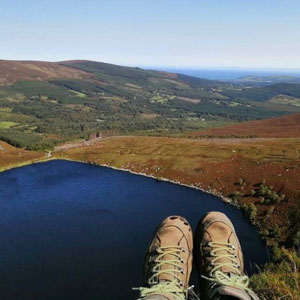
[232,75,300,85]
[0,59,223,87]
[223,83,300,102]
[60,60,224,88]
[190,113,300,138]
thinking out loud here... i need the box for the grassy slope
[189,113,300,138]
[0,60,90,85]
[0,141,45,171]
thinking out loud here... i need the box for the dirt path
[55,136,136,151]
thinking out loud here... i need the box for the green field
[0,121,19,129]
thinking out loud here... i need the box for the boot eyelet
[181,248,185,253]
[180,268,184,274]
[179,281,184,287]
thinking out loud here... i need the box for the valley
[1,60,300,299]
[1,60,300,151]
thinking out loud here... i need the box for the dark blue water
[0,160,268,300]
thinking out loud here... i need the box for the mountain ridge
[0,59,224,86]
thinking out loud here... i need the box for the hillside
[0,140,45,171]
[223,83,300,102]
[61,60,224,87]
[189,113,300,138]
[1,60,300,299]
[1,59,300,150]
[0,60,90,85]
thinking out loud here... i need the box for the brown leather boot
[134,216,193,300]
[195,212,259,300]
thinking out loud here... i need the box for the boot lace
[133,246,189,300]
[201,242,250,295]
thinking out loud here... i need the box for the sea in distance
[144,67,300,81]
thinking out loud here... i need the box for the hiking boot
[194,212,259,300]
[134,216,193,300]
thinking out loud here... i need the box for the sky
[1,0,300,69]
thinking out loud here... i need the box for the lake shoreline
[0,156,54,173]
[0,157,235,206]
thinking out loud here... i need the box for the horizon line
[137,65,300,73]
[1,58,300,73]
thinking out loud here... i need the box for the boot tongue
[155,227,183,282]
[206,223,240,274]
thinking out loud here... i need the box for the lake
[0,160,268,300]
